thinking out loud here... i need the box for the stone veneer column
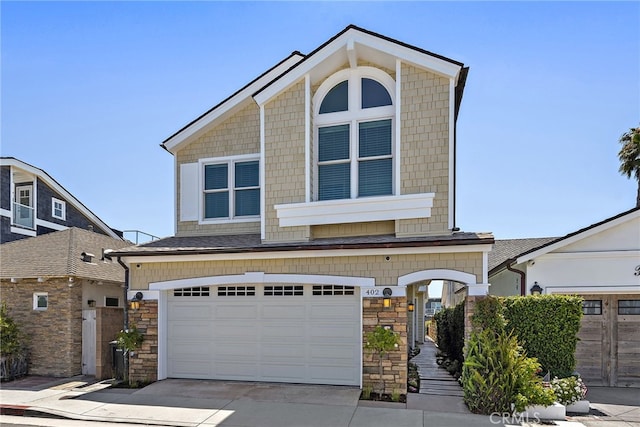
[362,297,408,394]
[128,300,158,383]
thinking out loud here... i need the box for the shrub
[433,301,465,370]
[503,295,583,378]
[471,295,505,333]
[364,326,401,395]
[550,376,587,406]
[462,329,555,414]
[0,303,23,357]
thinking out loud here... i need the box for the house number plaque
[362,287,406,297]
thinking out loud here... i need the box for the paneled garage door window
[264,285,303,296]
[618,300,640,315]
[218,286,256,296]
[312,285,355,296]
[173,287,210,297]
[582,300,602,315]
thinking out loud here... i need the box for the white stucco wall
[489,268,522,296]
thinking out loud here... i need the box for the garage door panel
[216,304,258,319]
[310,323,358,340]
[169,322,213,339]
[167,284,360,386]
[261,324,305,339]
[216,362,259,378]
[262,343,306,359]
[169,304,212,320]
[262,304,306,319]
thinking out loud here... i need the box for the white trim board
[120,243,493,265]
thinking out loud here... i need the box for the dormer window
[314,67,395,201]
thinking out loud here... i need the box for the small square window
[52,198,66,220]
[33,293,48,310]
[105,297,119,307]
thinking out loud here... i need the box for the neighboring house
[108,25,494,392]
[0,228,130,378]
[424,298,442,318]
[0,157,122,244]
[487,207,640,388]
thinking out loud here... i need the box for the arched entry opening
[397,269,488,348]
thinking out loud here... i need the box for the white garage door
[167,284,361,386]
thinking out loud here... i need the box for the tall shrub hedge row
[433,301,465,366]
[503,295,583,378]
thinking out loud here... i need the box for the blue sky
[2,1,638,241]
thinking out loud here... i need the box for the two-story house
[0,157,121,243]
[109,26,494,393]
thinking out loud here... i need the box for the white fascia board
[275,193,435,227]
[1,158,120,239]
[516,210,640,265]
[163,54,304,153]
[117,243,492,265]
[254,28,462,106]
[545,285,640,295]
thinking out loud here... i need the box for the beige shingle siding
[311,221,395,239]
[398,63,450,236]
[175,103,260,236]
[129,251,483,290]
[264,79,309,242]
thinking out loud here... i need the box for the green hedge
[434,301,465,366]
[503,295,583,378]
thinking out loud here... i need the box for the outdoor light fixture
[130,291,143,310]
[382,287,392,308]
[408,302,415,312]
[530,282,543,296]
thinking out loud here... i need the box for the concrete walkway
[0,376,532,427]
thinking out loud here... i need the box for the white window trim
[313,67,396,201]
[33,292,48,310]
[198,153,260,225]
[52,198,66,220]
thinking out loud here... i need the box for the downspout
[505,260,526,296]
[116,256,130,380]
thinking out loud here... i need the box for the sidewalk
[0,374,595,427]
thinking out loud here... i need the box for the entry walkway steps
[411,338,464,398]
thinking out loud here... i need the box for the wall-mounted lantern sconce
[87,299,96,308]
[530,282,543,296]
[408,302,415,312]
[382,287,392,308]
[130,291,143,310]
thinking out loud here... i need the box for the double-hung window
[52,198,66,220]
[203,157,259,220]
[315,67,395,201]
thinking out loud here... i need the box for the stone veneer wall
[363,297,408,394]
[95,307,123,379]
[0,278,82,377]
[128,300,158,383]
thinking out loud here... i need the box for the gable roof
[0,227,130,282]
[489,237,558,273]
[161,51,305,154]
[0,157,122,239]
[161,25,466,155]
[488,206,640,275]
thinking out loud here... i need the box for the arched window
[314,67,395,201]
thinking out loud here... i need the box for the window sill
[198,217,260,225]
[274,193,435,227]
